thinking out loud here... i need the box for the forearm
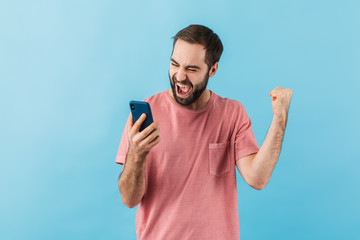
[118,149,146,208]
[251,115,286,188]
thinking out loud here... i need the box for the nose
[175,68,187,82]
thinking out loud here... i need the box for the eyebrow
[171,58,201,70]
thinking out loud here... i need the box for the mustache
[172,75,192,86]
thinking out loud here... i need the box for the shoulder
[143,90,168,103]
[212,91,245,113]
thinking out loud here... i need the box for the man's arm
[236,87,292,190]
[118,149,147,208]
[118,114,161,208]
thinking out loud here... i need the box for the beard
[169,71,210,106]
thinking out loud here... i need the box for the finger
[148,135,161,148]
[139,121,159,140]
[270,91,278,100]
[132,127,159,150]
[131,113,147,134]
[270,91,277,99]
[144,127,160,143]
[127,114,134,134]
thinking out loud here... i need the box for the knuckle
[133,137,140,145]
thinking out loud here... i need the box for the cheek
[192,72,206,83]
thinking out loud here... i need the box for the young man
[116,24,292,239]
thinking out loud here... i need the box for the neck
[168,89,211,111]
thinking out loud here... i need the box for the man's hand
[119,114,160,208]
[270,87,293,126]
[127,114,161,160]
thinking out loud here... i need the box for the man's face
[169,39,210,106]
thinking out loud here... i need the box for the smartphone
[129,101,154,132]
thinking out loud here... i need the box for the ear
[209,62,219,77]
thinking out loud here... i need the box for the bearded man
[116,24,293,240]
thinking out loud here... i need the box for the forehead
[172,39,206,66]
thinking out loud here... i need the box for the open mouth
[176,83,192,98]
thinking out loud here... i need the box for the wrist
[273,114,287,130]
[127,147,148,163]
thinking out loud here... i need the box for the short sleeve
[115,115,131,165]
[234,104,259,160]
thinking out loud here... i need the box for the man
[116,24,292,239]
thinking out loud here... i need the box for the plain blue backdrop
[1,0,359,239]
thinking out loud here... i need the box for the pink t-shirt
[116,90,259,240]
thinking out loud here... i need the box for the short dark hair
[172,24,223,69]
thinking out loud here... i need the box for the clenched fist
[270,87,293,125]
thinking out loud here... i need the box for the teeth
[177,83,189,89]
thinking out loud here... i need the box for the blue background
[1,0,359,239]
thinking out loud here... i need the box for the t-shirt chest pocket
[209,142,231,176]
